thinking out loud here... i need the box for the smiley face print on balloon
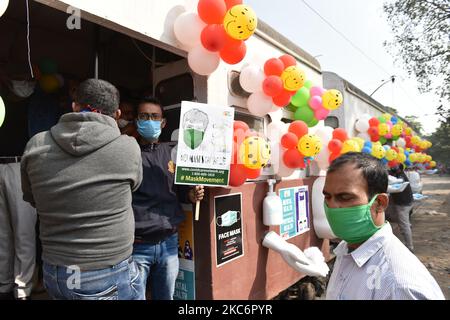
[223,4,257,40]
[280,66,305,92]
[297,134,322,157]
[322,89,343,111]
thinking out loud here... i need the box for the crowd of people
[0,75,444,300]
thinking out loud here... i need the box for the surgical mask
[136,119,161,140]
[117,119,130,129]
[183,128,205,149]
[217,211,240,227]
[324,195,384,244]
[10,80,36,98]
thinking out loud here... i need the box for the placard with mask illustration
[214,193,244,267]
[279,185,310,240]
[175,101,234,187]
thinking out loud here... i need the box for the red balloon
[370,134,380,142]
[201,24,227,52]
[245,167,261,179]
[229,164,248,187]
[264,58,284,76]
[220,39,246,64]
[328,139,343,154]
[329,152,340,163]
[288,120,308,139]
[391,146,399,153]
[197,0,227,24]
[332,128,348,142]
[263,76,283,97]
[281,132,299,150]
[272,90,293,107]
[368,117,380,127]
[283,149,304,168]
[388,160,398,168]
[234,120,249,132]
[405,136,411,143]
[279,54,297,68]
[368,126,379,137]
[225,0,243,9]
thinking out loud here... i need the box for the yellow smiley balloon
[239,136,271,169]
[378,123,389,136]
[411,136,420,145]
[297,134,322,157]
[341,140,361,154]
[391,124,403,136]
[322,89,343,110]
[430,161,436,168]
[371,144,386,159]
[385,149,398,161]
[223,4,258,41]
[397,153,406,163]
[280,66,305,92]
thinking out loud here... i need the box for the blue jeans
[42,257,144,300]
[132,232,179,300]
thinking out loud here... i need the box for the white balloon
[188,46,220,76]
[357,132,371,141]
[0,0,8,18]
[267,121,283,142]
[312,176,336,239]
[314,126,333,145]
[355,118,370,132]
[277,159,295,177]
[247,92,273,117]
[239,65,265,93]
[314,148,330,171]
[173,12,205,48]
[397,137,406,148]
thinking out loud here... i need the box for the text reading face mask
[324,195,384,244]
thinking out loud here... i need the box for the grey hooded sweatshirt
[21,112,142,270]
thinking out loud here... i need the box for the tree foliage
[383,0,450,122]
[404,115,423,134]
[427,121,450,166]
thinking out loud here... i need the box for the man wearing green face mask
[323,152,444,300]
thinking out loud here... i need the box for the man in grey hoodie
[21,79,144,300]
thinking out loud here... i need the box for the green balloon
[379,137,387,144]
[307,117,319,128]
[291,87,310,108]
[392,135,399,141]
[378,116,387,123]
[294,106,314,123]
[304,80,313,89]
[285,103,297,112]
[0,96,5,128]
[39,58,58,74]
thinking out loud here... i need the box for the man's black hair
[75,79,120,116]
[328,152,388,199]
[137,96,164,118]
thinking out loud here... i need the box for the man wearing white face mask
[0,67,37,300]
[323,152,444,300]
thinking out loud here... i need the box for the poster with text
[214,193,244,267]
[174,206,195,300]
[279,186,310,240]
[175,101,234,187]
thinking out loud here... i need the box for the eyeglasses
[137,112,163,121]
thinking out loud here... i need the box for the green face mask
[324,195,384,244]
[183,129,205,150]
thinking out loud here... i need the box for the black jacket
[132,143,190,243]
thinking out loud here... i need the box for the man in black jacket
[132,96,204,300]
[388,165,414,252]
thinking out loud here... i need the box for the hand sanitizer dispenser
[263,179,283,226]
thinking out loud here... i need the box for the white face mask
[10,80,36,98]
[117,118,130,129]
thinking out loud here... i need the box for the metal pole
[370,75,395,97]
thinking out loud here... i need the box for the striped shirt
[326,223,445,300]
